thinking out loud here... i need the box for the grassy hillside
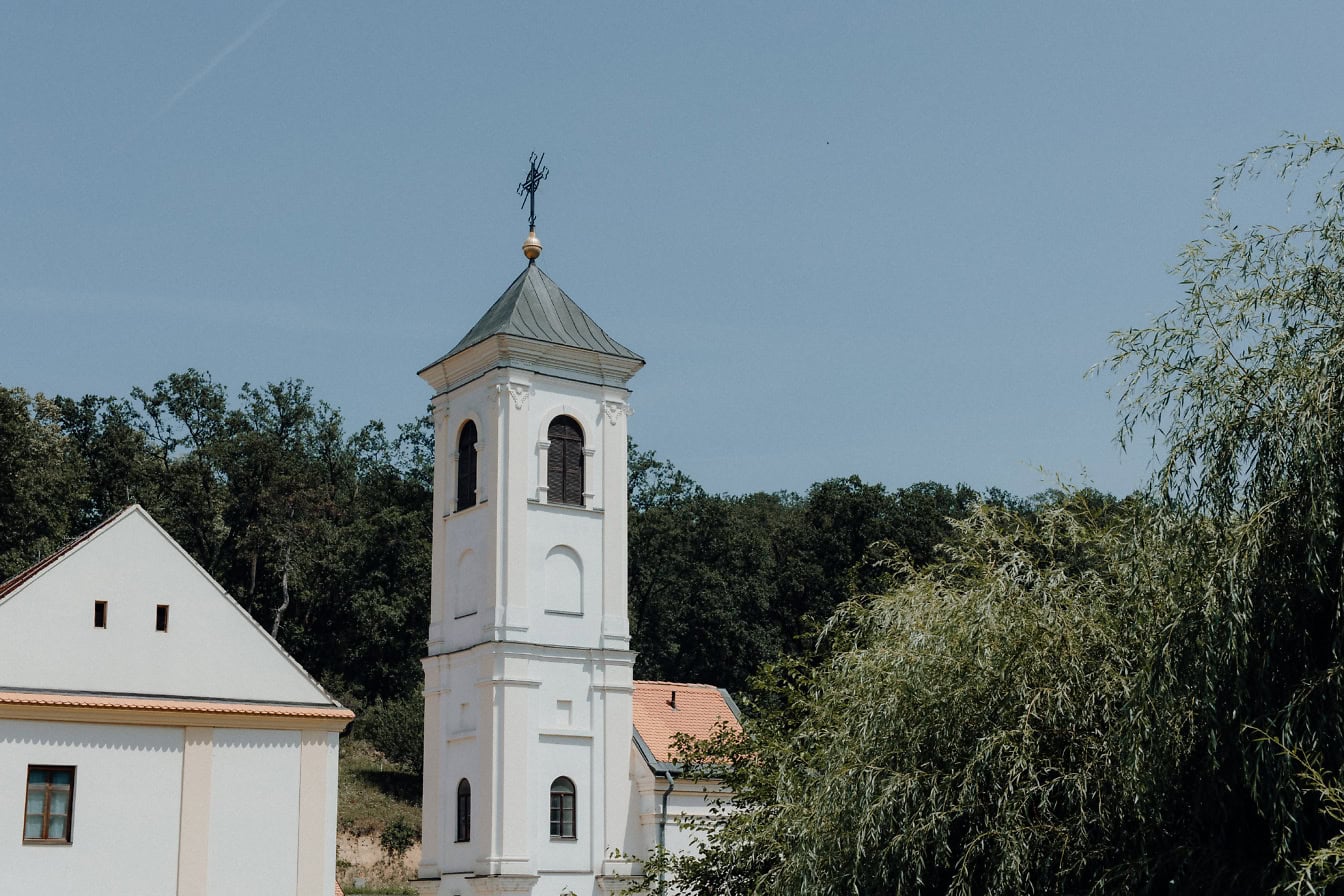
[339,738,421,834]
[338,738,422,892]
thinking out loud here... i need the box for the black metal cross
[517,152,549,230]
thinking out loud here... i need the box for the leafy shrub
[379,816,418,859]
[353,692,423,773]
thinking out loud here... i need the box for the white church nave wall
[206,728,304,893]
[0,717,339,895]
[0,720,184,893]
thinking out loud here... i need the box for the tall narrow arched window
[456,421,478,512]
[546,416,584,506]
[456,779,471,842]
[549,776,576,839]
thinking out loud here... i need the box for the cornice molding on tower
[420,334,642,396]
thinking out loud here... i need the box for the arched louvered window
[546,416,584,506]
[456,421,478,512]
[456,778,471,842]
[549,776,576,839]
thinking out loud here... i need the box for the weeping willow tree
[639,495,1207,896]
[647,134,1344,895]
[1109,132,1344,894]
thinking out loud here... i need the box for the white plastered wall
[206,728,302,894]
[632,758,732,863]
[0,718,340,896]
[429,371,630,653]
[0,720,184,893]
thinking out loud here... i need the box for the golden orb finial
[522,228,542,261]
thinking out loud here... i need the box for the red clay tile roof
[0,690,354,721]
[335,880,344,896]
[0,508,129,602]
[632,680,741,765]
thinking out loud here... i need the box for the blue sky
[3,2,1341,499]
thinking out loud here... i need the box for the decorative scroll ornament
[601,400,632,425]
[497,383,531,410]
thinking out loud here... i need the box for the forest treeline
[627,447,1082,695]
[1,371,1043,723]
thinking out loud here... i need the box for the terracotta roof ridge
[634,679,725,689]
[1,685,341,708]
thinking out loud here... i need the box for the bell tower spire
[417,163,644,896]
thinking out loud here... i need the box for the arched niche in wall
[544,546,582,616]
[453,548,479,619]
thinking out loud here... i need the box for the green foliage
[3,377,993,719]
[338,738,421,838]
[646,495,1192,895]
[628,443,983,697]
[0,387,87,576]
[627,458,793,694]
[378,816,418,859]
[353,692,425,775]
[1107,132,1344,894]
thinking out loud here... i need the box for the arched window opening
[456,421,478,512]
[549,776,576,839]
[456,778,471,842]
[546,416,584,506]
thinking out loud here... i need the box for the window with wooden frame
[23,766,74,844]
[456,421,478,512]
[546,416,584,506]
[455,778,470,842]
[549,776,576,839]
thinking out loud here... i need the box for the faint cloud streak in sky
[118,0,289,151]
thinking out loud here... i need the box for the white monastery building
[415,222,740,896]
[0,504,353,894]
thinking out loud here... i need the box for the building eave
[419,333,644,396]
[0,688,353,732]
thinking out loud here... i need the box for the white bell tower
[416,219,644,896]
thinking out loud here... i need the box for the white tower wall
[418,275,642,896]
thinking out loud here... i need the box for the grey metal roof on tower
[436,263,643,364]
